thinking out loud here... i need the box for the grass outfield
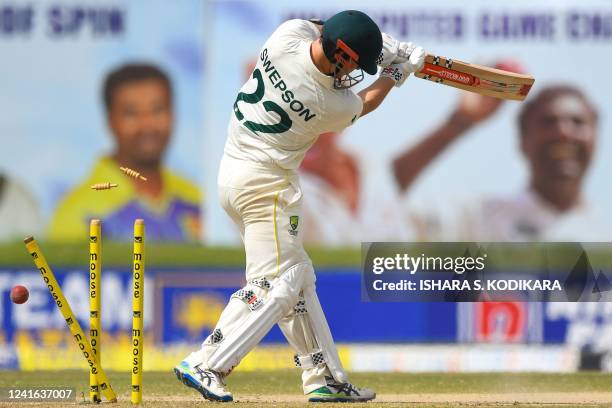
[0,242,360,268]
[1,370,611,407]
[5,241,612,270]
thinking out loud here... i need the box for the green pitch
[1,370,611,407]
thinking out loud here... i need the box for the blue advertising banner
[2,267,611,372]
[2,268,610,348]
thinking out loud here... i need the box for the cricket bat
[415,54,535,101]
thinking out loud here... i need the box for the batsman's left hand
[377,33,421,68]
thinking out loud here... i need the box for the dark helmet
[321,10,382,75]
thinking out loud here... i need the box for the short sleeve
[326,93,363,133]
[274,19,320,42]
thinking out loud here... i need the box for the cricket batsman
[174,10,425,402]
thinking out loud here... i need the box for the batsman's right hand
[379,46,425,88]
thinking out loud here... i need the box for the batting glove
[376,32,420,67]
[379,46,426,88]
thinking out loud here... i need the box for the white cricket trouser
[218,155,310,281]
[186,155,345,393]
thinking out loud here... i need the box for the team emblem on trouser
[289,215,299,236]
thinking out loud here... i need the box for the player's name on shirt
[258,47,316,122]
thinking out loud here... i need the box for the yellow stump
[24,237,117,403]
[131,219,145,404]
[89,219,102,403]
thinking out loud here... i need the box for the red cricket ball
[10,285,29,304]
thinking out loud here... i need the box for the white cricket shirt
[224,19,363,170]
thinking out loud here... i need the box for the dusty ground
[1,370,611,407]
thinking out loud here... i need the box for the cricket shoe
[307,376,376,402]
[173,360,233,402]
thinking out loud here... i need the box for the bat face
[415,54,535,101]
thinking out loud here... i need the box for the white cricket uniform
[187,19,363,393]
[221,18,361,281]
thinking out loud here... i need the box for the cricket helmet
[321,10,382,88]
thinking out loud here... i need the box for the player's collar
[303,41,334,88]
